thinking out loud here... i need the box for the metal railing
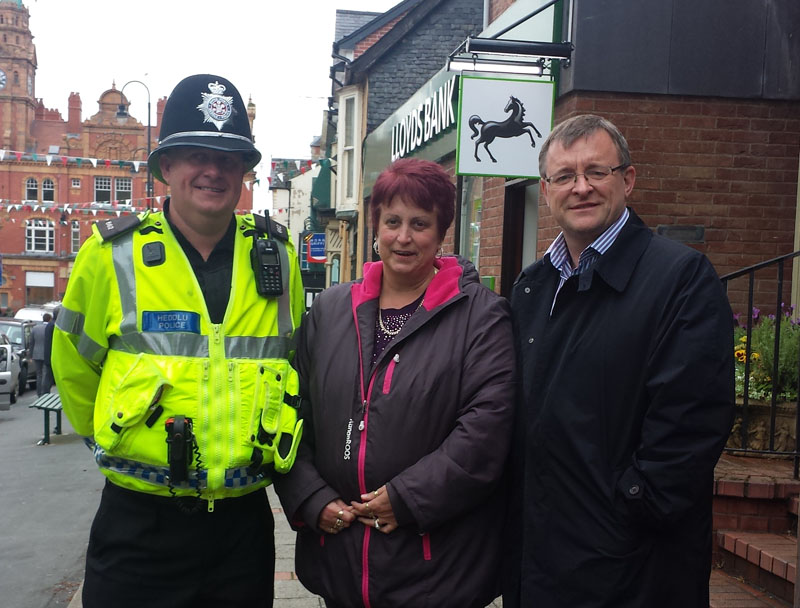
[720,250,800,477]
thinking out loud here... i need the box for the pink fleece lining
[350,257,463,311]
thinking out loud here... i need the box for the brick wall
[490,0,516,23]
[354,16,403,60]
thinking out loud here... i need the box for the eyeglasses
[543,164,628,188]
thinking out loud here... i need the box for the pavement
[1,387,794,607]
[0,388,501,608]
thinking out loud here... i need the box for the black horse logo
[469,96,542,163]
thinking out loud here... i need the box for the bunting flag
[46,155,53,166]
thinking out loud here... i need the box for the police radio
[165,415,194,484]
[250,212,285,297]
[251,238,283,297]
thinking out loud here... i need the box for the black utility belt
[104,479,265,512]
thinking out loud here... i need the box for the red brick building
[0,0,257,313]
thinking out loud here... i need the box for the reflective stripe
[56,305,84,335]
[275,240,293,337]
[225,335,293,360]
[109,332,210,357]
[93,444,267,489]
[56,305,107,363]
[112,235,138,334]
[78,333,108,364]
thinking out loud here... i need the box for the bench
[29,392,62,445]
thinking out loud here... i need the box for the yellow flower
[739,336,748,343]
[735,349,747,362]
[751,352,761,360]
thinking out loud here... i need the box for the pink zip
[422,533,432,561]
[352,300,376,608]
[382,355,398,394]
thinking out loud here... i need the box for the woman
[275,158,515,608]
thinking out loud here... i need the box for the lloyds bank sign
[391,75,457,161]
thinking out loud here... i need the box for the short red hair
[370,158,455,241]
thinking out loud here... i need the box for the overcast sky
[25,0,400,208]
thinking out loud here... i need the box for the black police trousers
[82,480,275,608]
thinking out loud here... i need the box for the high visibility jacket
[53,209,305,505]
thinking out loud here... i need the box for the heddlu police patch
[197,81,234,131]
[142,311,201,333]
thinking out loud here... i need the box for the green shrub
[734,305,800,402]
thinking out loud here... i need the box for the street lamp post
[116,80,152,206]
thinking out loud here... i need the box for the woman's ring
[373,488,380,498]
[337,509,345,518]
[365,502,372,513]
[374,518,381,529]
[335,518,344,528]
[329,527,336,533]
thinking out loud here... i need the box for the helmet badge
[196,81,234,131]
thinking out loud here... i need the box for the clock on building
[0,69,6,90]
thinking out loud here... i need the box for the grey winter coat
[275,255,516,608]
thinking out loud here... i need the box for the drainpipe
[483,0,490,29]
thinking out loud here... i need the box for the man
[52,74,305,608]
[505,114,733,607]
[42,308,57,392]
[30,312,51,396]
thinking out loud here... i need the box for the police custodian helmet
[148,74,262,183]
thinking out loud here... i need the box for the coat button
[528,337,534,344]
[628,485,640,496]
[524,287,531,294]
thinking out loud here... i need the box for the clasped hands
[318,485,397,535]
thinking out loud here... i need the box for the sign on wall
[456,75,555,179]
[305,233,326,264]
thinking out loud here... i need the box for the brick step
[717,531,797,602]
[711,567,791,607]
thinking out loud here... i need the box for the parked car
[0,335,20,408]
[0,318,36,393]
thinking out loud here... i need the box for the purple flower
[768,314,776,321]
[752,307,760,320]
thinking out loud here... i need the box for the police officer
[52,74,305,608]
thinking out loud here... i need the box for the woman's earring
[436,247,443,259]
[373,239,380,256]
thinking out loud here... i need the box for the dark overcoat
[504,209,734,608]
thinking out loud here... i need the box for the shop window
[25,219,54,252]
[460,176,483,271]
[42,178,54,202]
[331,255,340,286]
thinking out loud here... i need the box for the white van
[14,301,61,322]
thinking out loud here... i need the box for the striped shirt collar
[547,207,630,275]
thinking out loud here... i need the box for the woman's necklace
[378,298,424,337]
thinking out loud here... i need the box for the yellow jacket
[53,210,305,505]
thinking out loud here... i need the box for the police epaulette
[252,212,288,242]
[269,217,289,242]
[95,214,143,242]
